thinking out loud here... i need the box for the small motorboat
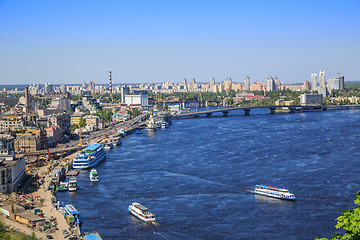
[89,169,99,182]
[57,181,69,191]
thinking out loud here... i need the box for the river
[57,108,360,239]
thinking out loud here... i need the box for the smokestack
[109,71,112,95]
[25,87,29,107]
[24,87,29,115]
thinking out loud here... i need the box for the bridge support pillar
[269,107,276,114]
[206,113,212,117]
[222,111,229,117]
[243,108,251,116]
[289,107,296,113]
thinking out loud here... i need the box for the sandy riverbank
[1,153,81,239]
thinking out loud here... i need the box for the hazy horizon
[1,0,359,85]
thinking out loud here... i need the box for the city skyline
[0,0,359,84]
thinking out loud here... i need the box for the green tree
[71,124,78,132]
[78,118,86,128]
[315,191,360,240]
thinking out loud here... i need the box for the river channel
[57,108,360,239]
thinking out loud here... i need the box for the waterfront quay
[0,113,150,239]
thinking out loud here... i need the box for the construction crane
[37,123,52,161]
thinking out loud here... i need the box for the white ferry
[147,113,157,131]
[68,177,77,191]
[253,185,296,200]
[128,202,156,222]
[89,169,99,182]
[73,144,106,169]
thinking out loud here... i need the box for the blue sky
[0,0,359,85]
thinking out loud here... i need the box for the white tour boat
[72,144,106,169]
[253,185,296,200]
[68,177,77,191]
[128,202,156,222]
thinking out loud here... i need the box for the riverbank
[0,115,151,239]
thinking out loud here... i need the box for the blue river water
[57,108,360,240]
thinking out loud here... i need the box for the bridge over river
[172,104,360,119]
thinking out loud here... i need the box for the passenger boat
[72,144,106,169]
[128,202,156,222]
[89,169,99,182]
[253,185,296,200]
[65,204,82,224]
[57,181,68,191]
[104,141,113,150]
[82,231,102,240]
[147,113,157,131]
[68,177,77,191]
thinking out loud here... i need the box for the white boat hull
[128,206,155,222]
[253,190,296,200]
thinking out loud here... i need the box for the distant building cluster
[134,76,311,94]
[311,70,345,96]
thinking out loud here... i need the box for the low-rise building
[0,134,26,193]
[83,114,100,127]
[45,125,62,145]
[70,113,85,127]
[49,112,70,136]
[14,133,40,153]
[300,94,323,106]
[0,114,26,131]
[124,94,149,109]
[0,157,26,192]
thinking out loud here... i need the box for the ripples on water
[57,109,360,239]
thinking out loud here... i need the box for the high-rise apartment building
[319,71,325,88]
[267,77,276,91]
[311,74,317,91]
[244,76,250,91]
[44,83,54,93]
[120,85,130,103]
[210,77,215,87]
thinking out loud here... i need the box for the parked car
[46,235,53,239]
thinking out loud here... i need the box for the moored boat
[82,231,102,240]
[104,141,114,150]
[89,169,99,182]
[113,137,122,146]
[66,169,80,176]
[253,185,296,200]
[68,177,77,191]
[128,202,155,222]
[72,144,106,169]
[65,204,82,224]
[57,181,68,191]
[147,113,157,131]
